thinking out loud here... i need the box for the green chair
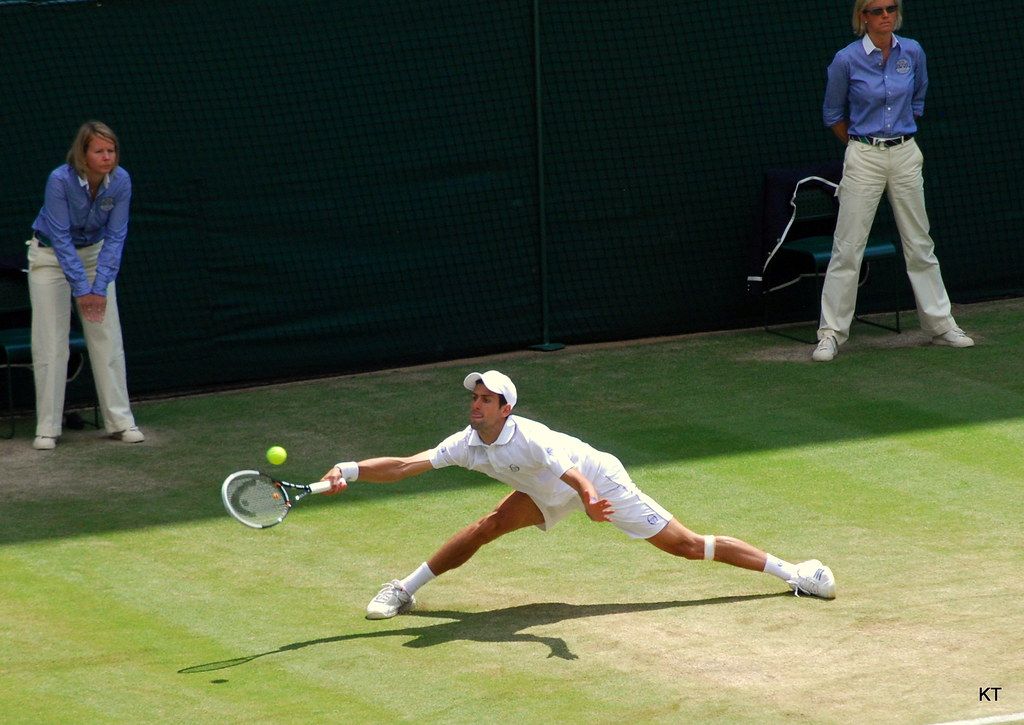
[0,261,97,438]
[760,172,902,343]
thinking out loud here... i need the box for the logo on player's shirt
[895,59,911,74]
[509,464,520,472]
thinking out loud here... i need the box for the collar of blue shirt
[76,172,111,190]
[861,33,899,55]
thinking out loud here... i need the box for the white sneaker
[366,580,416,619]
[788,560,836,600]
[811,336,838,362]
[114,427,146,443]
[33,436,57,450]
[932,328,974,348]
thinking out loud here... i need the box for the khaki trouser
[27,238,136,436]
[818,138,958,344]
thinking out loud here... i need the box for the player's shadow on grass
[179,592,787,673]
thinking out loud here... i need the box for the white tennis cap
[463,370,517,408]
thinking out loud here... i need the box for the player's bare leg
[367,491,544,619]
[427,490,544,574]
[646,519,768,570]
[646,519,836,599]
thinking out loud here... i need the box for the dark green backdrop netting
[1,0,1021,402]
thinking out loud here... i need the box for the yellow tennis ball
[266,446,287,466]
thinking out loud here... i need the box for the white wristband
[335,461,359,481]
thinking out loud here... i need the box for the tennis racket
[221,469,335,529]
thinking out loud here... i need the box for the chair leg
[811,264,825,340]
[854,260,902,334]
[68,349,101,430]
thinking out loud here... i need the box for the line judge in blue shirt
[812,0,974,362]
[28,121,144,450]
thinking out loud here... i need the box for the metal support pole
[530,0,564,352]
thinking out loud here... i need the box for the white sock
[399,562,436,595]
[763,554,798,582]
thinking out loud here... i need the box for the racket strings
[225,474,289,528]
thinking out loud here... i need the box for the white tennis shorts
[534,459,673,539]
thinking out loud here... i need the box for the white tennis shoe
[114,427,146,443]
[32,436,57,450]
[812,336,838,362]
[788,560,836,600]
[932,328,974,348]
[366,580,416,619]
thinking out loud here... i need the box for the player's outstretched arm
[356,451,434,482]
[321,450,433,492]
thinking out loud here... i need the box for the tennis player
[28,121,144,449]
[322,370,836,619]
[814,0,973,362]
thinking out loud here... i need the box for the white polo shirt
[429,415,627,509]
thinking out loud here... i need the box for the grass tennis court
[2,300,1022,724]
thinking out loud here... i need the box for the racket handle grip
[309,480,336,495]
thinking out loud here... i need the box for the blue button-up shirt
[32,164,132,297]
[823,34,928,138]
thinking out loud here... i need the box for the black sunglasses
[863,4,899,15]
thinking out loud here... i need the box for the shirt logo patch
[99,197,115,211]
[509,464,520,472]
[647,514,660,525]
[895,59,911,74]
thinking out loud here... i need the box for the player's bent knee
[475,510,523,541]
[489,492,544,534]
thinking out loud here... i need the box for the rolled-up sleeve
[912,47,928,117]
[822,54,850,128]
